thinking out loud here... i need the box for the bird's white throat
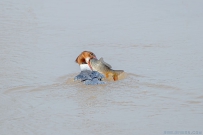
[80,64,91,71]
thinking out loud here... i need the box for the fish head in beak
[82,51,96,70]
[84,52,96,63]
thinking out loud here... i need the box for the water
[0,0,203,135]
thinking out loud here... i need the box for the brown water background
[0,0,203,135]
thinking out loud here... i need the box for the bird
[74,51,105,85]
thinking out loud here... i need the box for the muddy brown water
[0,0,203,135]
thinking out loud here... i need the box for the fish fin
[113,75,118,81]
[99,57,112,68]
[112,70,124,81]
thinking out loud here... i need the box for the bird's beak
[93,56,97,59]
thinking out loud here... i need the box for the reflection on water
[1,0,203,135]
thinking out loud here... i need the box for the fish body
[89,58,124,81]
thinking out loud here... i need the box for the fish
[89,58,124,81]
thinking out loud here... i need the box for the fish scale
[90,58,124,81]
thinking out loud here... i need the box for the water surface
[0,0,203,135]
